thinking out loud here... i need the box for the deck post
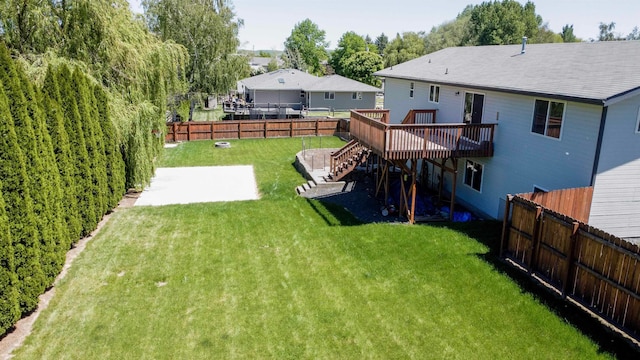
[449,158,458,222]
[438,158,446,205]
[409,159,417,224]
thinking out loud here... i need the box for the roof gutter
[602,86,640,107]
[590,106,608,186]
[375,74,605,106]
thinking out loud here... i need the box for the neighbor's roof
[305,74,380,92]
[375,41,640,105]
[239,69,380,93]
[239,69,318,90]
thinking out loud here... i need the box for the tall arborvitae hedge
[0,44,60,287]
[41,66,83,242]
[0,186,20,335]
[0,82,45,314]
[94,85,125,209]
[56,65,97,236]
[72,68,108,220]
[18,67,69,283]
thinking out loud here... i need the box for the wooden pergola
[335,109,495,223]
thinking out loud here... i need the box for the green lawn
[13,137,617,359]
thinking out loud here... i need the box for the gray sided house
[238,69,379,111]
[376,41,640,240]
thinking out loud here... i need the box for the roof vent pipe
[521,36,528,54]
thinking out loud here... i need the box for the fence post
[172,122,177,142]
[562,222,580,298]
[211,121,215,140]
[187,122,191,141]
[500,195,513,258]
[529,206,544,272]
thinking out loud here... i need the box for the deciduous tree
[341,51,384,87]
[383,32,426,67]
[330,32,366,76]
[143,0,249,94]
[467,0,542,45]
[283,19,329,75]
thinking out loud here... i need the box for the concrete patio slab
[135,165,260,206]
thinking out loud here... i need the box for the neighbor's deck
[350,109,495,160]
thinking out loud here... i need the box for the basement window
[464,160,483,192]
[531,99,565,139]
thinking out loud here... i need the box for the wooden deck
[341,109,496,224]
[350,109,495,160]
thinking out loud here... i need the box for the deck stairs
[327,139,370,182]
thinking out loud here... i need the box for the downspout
[590,106,608,186]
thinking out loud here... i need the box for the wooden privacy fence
[166,118,346,142]
[501,191,640,341]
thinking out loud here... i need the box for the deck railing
[350,110,495,160]
[401,109,437,124]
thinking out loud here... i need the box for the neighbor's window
[531,99,565,139]
[352,92,362,100]
[300,91,305,98]
[324,92,335,100]
[409,82,414,98]
[464,160,483,192]
[429,85,440,103]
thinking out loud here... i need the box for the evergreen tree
[0,81,45,314]
[0,186,20,335]
[0,44,60,287]
[94,85,126,209]
[72,68,108,220]
[41,66,83,243]
[56,65,97,236]
[17,66,69,282]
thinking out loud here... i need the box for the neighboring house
[375,41,640,240]
[249,56,283,73]
[238,69,380,111]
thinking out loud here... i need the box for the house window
[324,92,335,100]
[300,91,305,98]
[531,99,564,139]
[409,82,414,98]
[429,85,440,103]
[352,92,362,100]
[636,107,640,133]
[464,160,483,192]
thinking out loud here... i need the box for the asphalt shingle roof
[375,41,640,105]
[239,69,381,93]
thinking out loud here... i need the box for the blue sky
[129,0,640,50]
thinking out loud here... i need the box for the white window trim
[324,92,335,100]
[636,107,640,133]
[463,159,484,193]
[352,92,362,100]
[530,98,566,140]
[409,82,414,99]
[429,84,440,104]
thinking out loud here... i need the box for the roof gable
[375,41,640,104]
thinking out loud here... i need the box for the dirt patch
[0,190,140,359]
